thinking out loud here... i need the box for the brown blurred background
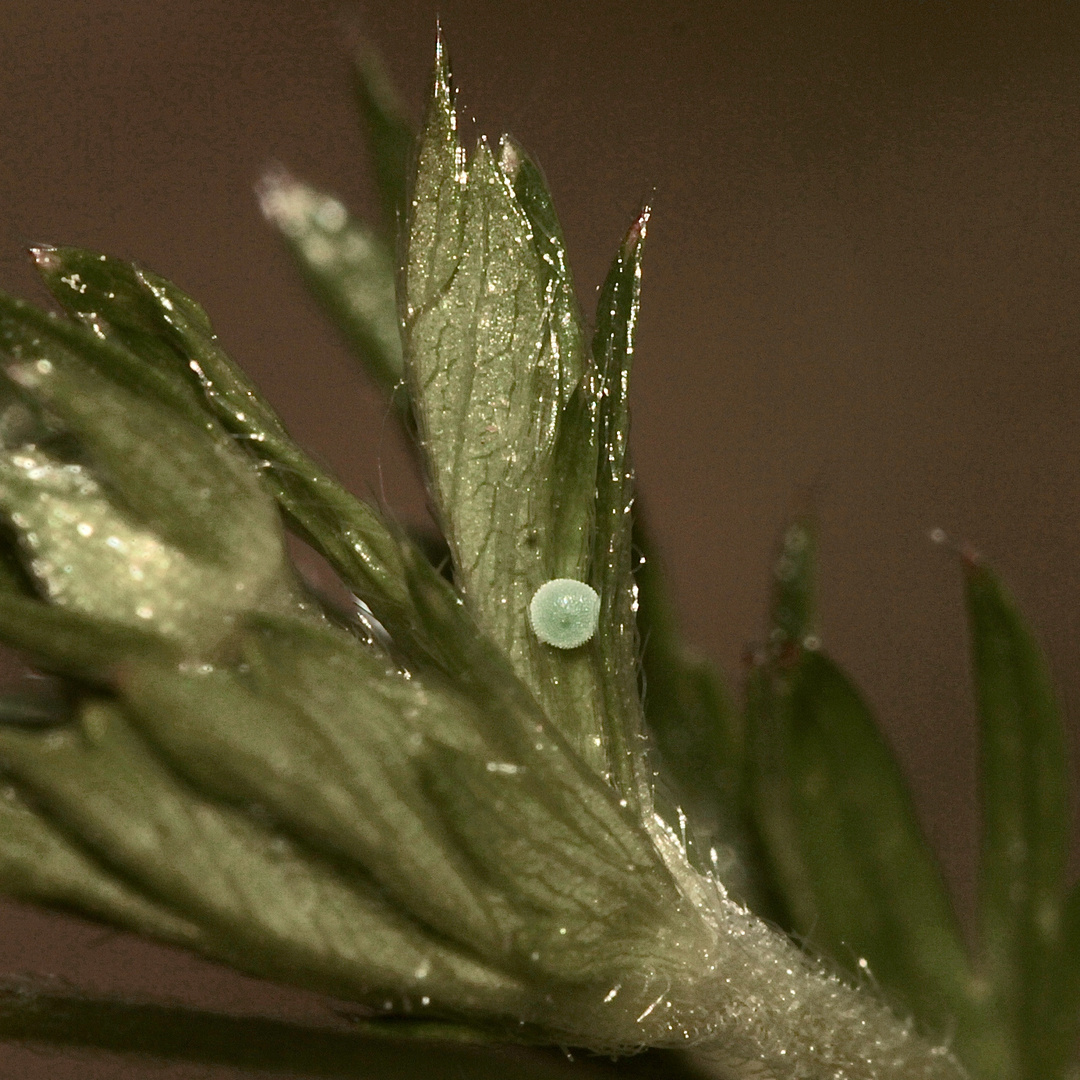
[0,1,1078,1076]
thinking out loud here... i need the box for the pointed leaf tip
[626,205,650,251]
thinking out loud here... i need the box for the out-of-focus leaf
[784,652,1000,1072]
[769,519,816,654]
[1054,883,1080,1077]
[0,699,525,1016]
[0,690,70,727]
[257,171,406,405]
[966,560,1071,1080]
[31,245,439,656]
[120,619,508,962]
[0,984,621,1080]
[0,781,202,944]
[745,525,1002,1076]
[0,594,176,682]
[354,47,415,234]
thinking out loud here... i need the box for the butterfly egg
[528,579,600,649]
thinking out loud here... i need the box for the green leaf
[354,46,416,234]
[404,138,581,649]
[0,780,202,945]
[586,208,651,804]
[257,171,406,404]
[30,245,440,657]
[119,619,509,963]
[0,698,525,1017]
[966,560,1071,1080]
[404,46,648,789]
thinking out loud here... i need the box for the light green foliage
[0,31,1069,1080]
[401,41,647,801]
[258,172,405,406]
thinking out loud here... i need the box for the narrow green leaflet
[354,46,416,233]
[586,209,651,803]
[501,138,596,582]
[499,136,587,391]
[966,560,1072,1080]
[258,171,405,404]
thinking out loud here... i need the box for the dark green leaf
[587,208,651,804]
[258,171,406,405]
[0,984,613,1079]
[967,560,1071,1080]
[32,245,214,398]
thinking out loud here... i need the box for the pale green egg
[528,579,600,649]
